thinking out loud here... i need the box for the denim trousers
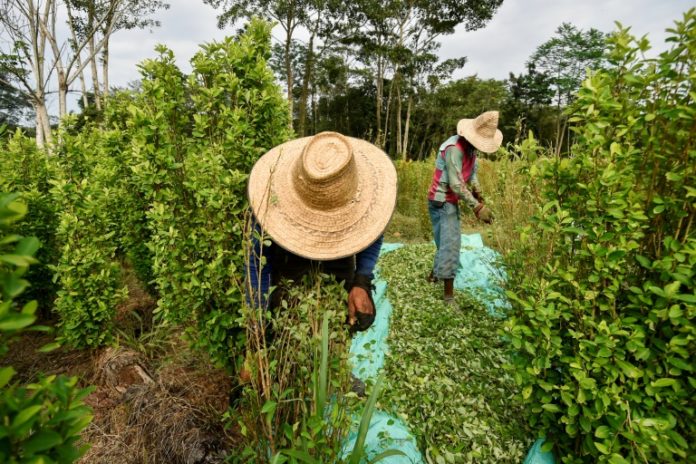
[428,200,461,279]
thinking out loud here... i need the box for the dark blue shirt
[245,226,383,308]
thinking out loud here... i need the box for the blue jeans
[428,200,461,279]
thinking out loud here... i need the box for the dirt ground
[5,270,237,464]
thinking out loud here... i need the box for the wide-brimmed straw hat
[248,131,397,260]
[457,110,503,153]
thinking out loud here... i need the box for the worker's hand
[472,190,484,203]
[348,286,375,331]
[474,203,494,224]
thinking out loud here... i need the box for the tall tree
[348,0,503,151]
[410,76,508,160]
[39,0,125,118]
[0,57,33,127]
[0,0,54,145]
[67,0,169,106]
[203,0,310,130]
[527,23,606,153]
[505,61,555,142]
[530,23,606,107]
[294,0,351,136]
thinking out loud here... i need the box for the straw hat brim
[457,119,503,153]
[248,136,397,260]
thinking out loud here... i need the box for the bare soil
[5,267,238,464]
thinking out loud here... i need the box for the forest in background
[2,0,605,157]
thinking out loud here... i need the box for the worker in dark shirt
[246,131,397,332]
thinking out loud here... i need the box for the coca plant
[506,10,695,463]
[0,194,93,463]
[128,18,291,368]
[0,132,59,311]
[51,119,129,349]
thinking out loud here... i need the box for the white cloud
[443,0,687,80]
[50,0,690,113]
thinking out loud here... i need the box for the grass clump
[378,243,530,463]
[386,156,540,255]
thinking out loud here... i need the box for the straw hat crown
[293,132,358,210]
[248,131,397,260]
[457,110,503,153]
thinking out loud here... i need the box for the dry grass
[6,260,236,464]
[475,157,539,256]
[385,160,433,242]
[385,156,539,255]
[80,340,233,464]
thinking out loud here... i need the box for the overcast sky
[55,0,690,112]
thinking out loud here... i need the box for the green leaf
[0,366,15,388]
[38,342,61,353]
[3,275,29,298]
[579,378,596,389]
[541,403,562,413]
[22,300,38,315]
[279,449,319,464]
[540,441,554,453]
[0,234,21,245]
[651,378,677,388]
[668,306,683,319]
[349,374,384,464]
[0,254,34,267]
[23,429,63,454]
[260,400,277,414]
[261,400,276,426]
[663,281,681,299]
[369,450,408,463]
[594,441,610,455]
[609,453,630,464]
[595,425,611,439]
[12,405,42,429]
[0,313,36,331]
[15,237,40,257]
[616,359,642,379]
[316,314,329,415]
[635,255,651,269]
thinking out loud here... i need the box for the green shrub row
[0,133,59,311]
[0,193,93,463]
[127,19,290,367]
[0,19,290,366]
[507,12,695,463]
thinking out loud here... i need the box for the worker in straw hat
[427,110,502,306]
[246,131,397,332]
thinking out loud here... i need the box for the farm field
[0,5,694,464]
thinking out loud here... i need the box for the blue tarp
[345,235,554,464]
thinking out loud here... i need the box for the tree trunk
[297,32,314,136]
[89,35,102,110]
[66,3,89,108]
[29,2,50,147]
[403,94,412,159]
[102,38,110,100]
[284,31,294,131]
[417,117,433,161]
[58,78,68,118]
[35,100,52,147]
[555,112,566,157]
[311,76,317,134]
[382,71,397,151]
[34,105,44,148]
[396,83,402,156]
[375,55,383,146]
[87,3,101,111]
[78,65,89,108]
